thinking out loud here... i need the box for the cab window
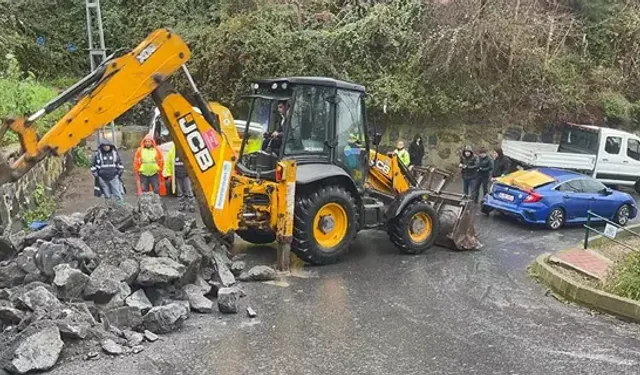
[284,85,332,155]
[604,136,621,154]
[627,139,640,161]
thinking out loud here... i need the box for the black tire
[292,185,358,265]
[546,207,565,230]
[635,180,640,195]
[481,204,493,216]
[236,228,276,244]
[388,200,440,255]
[615,204,632,226]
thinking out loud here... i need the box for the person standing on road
[91,138,125,202]
[164,143,196,212]
[473,146,494,203]
[409,134,425,167]
[134,134,166,195]
[459,145,478,197]
[492,147,511,178]
[393,140,411,167]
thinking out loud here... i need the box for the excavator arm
[0,28,239,234]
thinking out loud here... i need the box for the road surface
[50,153,640,375]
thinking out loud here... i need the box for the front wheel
[546,208,565,230]
[615,204,632,226]
[291,186,358,265]
[388,200,440,255]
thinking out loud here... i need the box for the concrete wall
[376,115,561,173]
[0,145,74,234]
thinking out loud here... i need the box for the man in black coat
[409,134,425,167]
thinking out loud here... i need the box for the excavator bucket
[410,166,483,251]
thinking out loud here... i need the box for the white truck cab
[503,123,640,193]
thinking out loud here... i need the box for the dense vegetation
[1,0,640,130]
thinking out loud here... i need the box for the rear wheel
[615,204,631,226]
[546,208,565,230]
[292,186,358,265]
[388,200,439,255]
[236,228,276,244]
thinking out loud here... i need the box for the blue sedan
[481,168,638,230]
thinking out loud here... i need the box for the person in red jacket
[133,134,166,195]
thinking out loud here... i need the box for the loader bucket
[411,165,482,251]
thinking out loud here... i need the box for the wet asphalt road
[49,208,640,375]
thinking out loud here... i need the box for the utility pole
[85,0,117,147]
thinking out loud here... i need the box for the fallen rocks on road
[238,265,277,282]
[0,194,268,374]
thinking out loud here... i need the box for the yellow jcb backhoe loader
[0,28,480,270]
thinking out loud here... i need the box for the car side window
[581,179,606,194]
[627,139,640,161]
[557,180,583,193]
[604,136,622,154]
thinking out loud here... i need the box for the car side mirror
[372,133,382,146]
[603,187,613,195]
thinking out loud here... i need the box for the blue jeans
[98,176,124,201]
[463,178,474,197]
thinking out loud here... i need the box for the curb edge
[530,253,640,323]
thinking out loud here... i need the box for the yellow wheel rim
[313,203,348,249]
[408,212,432,243]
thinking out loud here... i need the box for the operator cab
[237,77,369,187]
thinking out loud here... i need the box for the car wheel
[546,208,565,230]
[615,204,631,226]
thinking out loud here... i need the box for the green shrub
[21,184,57,226]
[599,91,634,124]
[605,251,640,301]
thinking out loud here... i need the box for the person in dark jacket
[492,147,511,178]
[473,146,494,203]
[90,139,125,201]
[408,134,425,167]
[459,146,477,197]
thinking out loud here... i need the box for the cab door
[595,134,624,183]
[334,89,368,188]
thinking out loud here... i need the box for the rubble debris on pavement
[0,193,275,374]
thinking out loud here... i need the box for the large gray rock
[136,257,186,287]
[229,261,246,277]
[134,231,155,254]
[9,231,25,254]
[21,286,62,314]
[125,289,153,314]
[53,305,95,340]
[56,238,96,264]
[103,306,143,330]
[123,329,144,347]
[187,235,213,266]
[119,259,139,285]
[52,214,84,236]
[84,264,128,304]
[0,262,26,289]
[213,253,235,287]
[217,287,239,314]
[142,303,189,333]
[52,264,90,300]
[101,339,124,355]
[102,282,132,310]
[138,193,166,223]
[163,210,187,232]
[178,245,202,285]
[81,221,131,263]
[155,238,179,261]
[183,284,213,313]
[106,201,136,232]
[24,226,58,246]
[238,265,277,282]
[0,301,25,325]
[7,325,64,374]
[33,242,67,278]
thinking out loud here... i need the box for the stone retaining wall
[0,147,74,234]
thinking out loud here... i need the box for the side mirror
[602,187,613,195]
[372,133,382,146]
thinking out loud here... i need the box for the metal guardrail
[583,210,640,252]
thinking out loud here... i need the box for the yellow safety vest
[140,148,160,176]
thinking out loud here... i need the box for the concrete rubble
[0,193,270,374]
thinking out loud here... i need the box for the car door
[595,135,624,183]
[624,137,640,184]
[581,178,617,218]
[556,179,591,221]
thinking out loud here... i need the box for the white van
[503,123,640,193]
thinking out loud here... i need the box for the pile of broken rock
[0,193,277,374]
